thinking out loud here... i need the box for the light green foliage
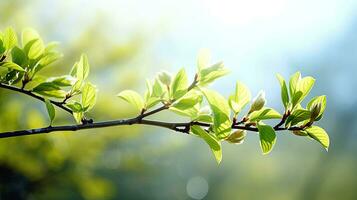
[3,27,18,51]
[248,107,281,121]
[82,82,97,111]
[0,27,330,164]
[249,90,266,113]
[44,98,55,125]
[226,130,246,144]
[0,62,25,71]
[305,126,329,150]
[191,125,222,164]
[170,68,188,99]
[196,49,229,86]
[257,123,276,154]
[117,90,144,112]
[276,74,289,108]
[229,81,251,115]
[201,88,232,139]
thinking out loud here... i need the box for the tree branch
[0,83,73,114]
[0,117,303,139]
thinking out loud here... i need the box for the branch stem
[0,83,73,114]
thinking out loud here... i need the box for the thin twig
[0,83,73,114]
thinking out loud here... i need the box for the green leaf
[285,109,311,127]
[307,95,326,121]
[249,107,282,121]
[73,112,83,124]
[248,91,266,113]
[197,48,211,71]
[157,71,172,86]
[33,82,67,98]
[144,80,160,109]
[289,71,301,97]
[305,126,329,151]
[191,125,222,164]
[170,68,188,99]
[38,52,63,68]
[198,62,229,86]
[201,88,231,139]
[229,81,251,114]
[21,28,40,47]
[257,123,276,154]
[27,39,45,60]
[76,54,90,81]
[3,27,18,51]
[152,78,166,98]
[0,62,25,72]
[66,101,83,112]
[11,46,27,67]
[117,90,144,112]
[295,76,315,103]
[82,82,97,111]
[226,130,246,144]
[48,75,76,87]
[169,91,202,118]
[276,74,289,108]
[44,98,55,125]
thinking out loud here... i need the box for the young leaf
[169,91,202,118]
[33,82,67,98]
[248,107,281,121]
[3,27,18,51]
[82,82,97,111]
[198,62,229,86]
[27,39,44,60]
[257,123,276,154]
[44,98,55,125]
[76,54,90,81]
[295,76,315,104]
[307,95,326,121]
[289,71,301,97]
[285,109,311,127]
[201,88,231,139]
[11,46,27,67]
[66,101,83,112]
[0,62,25,72]
[226,130,246,144]
[21,28,40,47]
[248,90,266,113]
[276,74,289,109]
[229,81,251,114]
[191,125,222,164]
[170,68,188,99]
[157,71,172,86]
[197,48,211,71]
[305,126,329,151]
[73,112,83,124]
[117,90,144,112]
[47,75,76,87]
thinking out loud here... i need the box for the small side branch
[0,83,73,114]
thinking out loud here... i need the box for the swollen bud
[226,130,246,144]
[310,102,321,121]
[157,71,172,86]
[249,90,266,113]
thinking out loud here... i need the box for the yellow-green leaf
[201,88,231,139]
[229,81,251,114]
[44,98,55,125]
[191,125,222,164]
[117,90,144,112]
[257,123,276,155]
[82,82,97,111]
[305,126,329,151]
[249,107,281,121]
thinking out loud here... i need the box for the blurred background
[0,0,357,199]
